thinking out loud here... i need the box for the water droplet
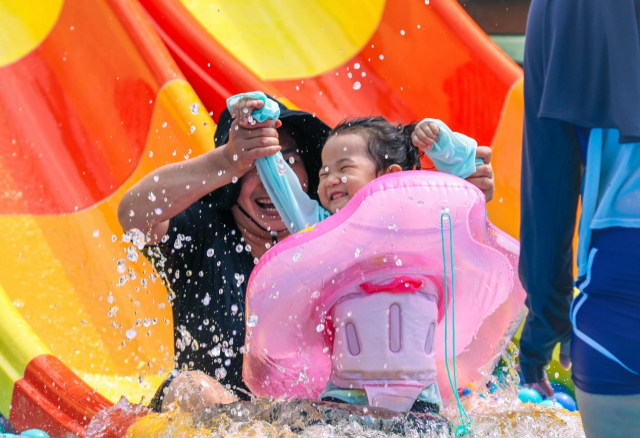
[215,367,227,379]
[126,328,137,340]
[155,207,163,215]
[400,29,405,35]
[396,259,403,266]
[425,0,430,4]
[129,210,135,217]
[153,175,159,182]
[127,246,139,263]
[418,200,424,206]
[13,299,24,308]
[379,54,385,60]
[143,318,151,327]
[112,235,117,242]
[232,176,238,183]
[207,248,214,257]
[233,154,238,161]
[348,72,353,79]
[174,239,183,250]
[354,63,361,69]
[354,247,362,258]
[347,311,353,317]
[235,244,243,253]
[247,314,259,327]
[361,72,366,77]
[93,229,100,238]
[341,176,348,183]
[244,244,252,252]
[499,198,504,202]
[148,192,156,202]
[316,323,325,332]
[190,126,196,134]
[149,151,153,157]
[117,259,126,273]
[190,103,200,114]
[277,159,287,175]
[161,122,168,128]
[353,81,361,90]
[172,150,176,156]
[202,293,211,306]
[231,304,238,313]
[324,166,329,172]
[388,224,398,231]
[311,290,320,299]
[293,252,302,262]
[288,156,295,164]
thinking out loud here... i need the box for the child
[229,93,480,218]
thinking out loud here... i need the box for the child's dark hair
[327,116,422,175]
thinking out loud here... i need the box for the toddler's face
[319,134,377,214]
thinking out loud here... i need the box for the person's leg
[159,370,238,413]
[575,388,640,438]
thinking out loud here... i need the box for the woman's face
[318,133,378,214]
[234,130,308,234]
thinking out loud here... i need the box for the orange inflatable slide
[0,0,523,435]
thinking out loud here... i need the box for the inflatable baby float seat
[242,171,526,405]
[329,277,440,412]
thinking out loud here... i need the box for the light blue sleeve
[227,92,330,233]
[226,91,281,123]
[421,118,481,179]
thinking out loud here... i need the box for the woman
[119,100,496,412]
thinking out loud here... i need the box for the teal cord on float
[441,212,472,437]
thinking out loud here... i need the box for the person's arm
[412,119,495,201]
[117,119,282,244]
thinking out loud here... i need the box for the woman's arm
[117,119,281,244]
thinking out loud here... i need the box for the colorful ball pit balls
[0,430,49,438]
[518,387,543,404]
[552,392,577,412]
[539,399,561,409]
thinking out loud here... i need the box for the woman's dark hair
[327,116,422,175]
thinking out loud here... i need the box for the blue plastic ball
[461,387,472,397]
[518,387,543,404]
[539,399,559,408]
[552,392,577,412]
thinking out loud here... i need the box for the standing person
[518,1,640,436]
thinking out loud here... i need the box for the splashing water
[247,314,258,328]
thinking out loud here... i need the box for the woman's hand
[465,146,495,202]
[223,118,283,177]
[411,120,440,151]
[229,96,265,127]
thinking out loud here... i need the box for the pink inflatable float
[243,171,526,407]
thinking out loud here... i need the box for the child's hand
[229,96,265,127]
[412,120,440,151]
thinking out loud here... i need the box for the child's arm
[412,118,480,179]
[227,92,331,231]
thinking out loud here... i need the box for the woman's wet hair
[328,116,422,175]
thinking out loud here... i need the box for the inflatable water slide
[0,0,524,435]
